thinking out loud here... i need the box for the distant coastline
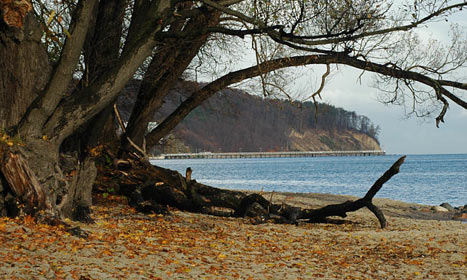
[150,154,466,206]
[152,150,385,159]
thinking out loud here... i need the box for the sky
[233,4,467,155]
[316,6,467,155]
[198,2,467,155]
[318,67,467,155]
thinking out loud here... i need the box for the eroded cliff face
[161,128,382,154]
[288,129,381,152]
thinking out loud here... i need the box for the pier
[152,150,385,160]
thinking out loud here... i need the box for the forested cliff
[118,80,381,154]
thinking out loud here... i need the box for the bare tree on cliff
[0,0,466,223]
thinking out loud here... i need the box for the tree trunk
[79,0,127,149]
[122,11,221,152]
[0,8,96,220]
[0,13,51,129]
[0,140,96,220]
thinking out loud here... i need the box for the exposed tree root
[95,149,405,229]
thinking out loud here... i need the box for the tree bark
[122,10,221,151]
[0,147,50,214]
[19,0,98,138]
[0,13,51,129]
[0,139,96,220]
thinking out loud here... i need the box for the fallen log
[98,152,405,229]
[192,156,405,228]
[299,156,406,228]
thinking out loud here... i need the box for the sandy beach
[0,192,465,279]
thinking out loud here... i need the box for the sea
[150,154,467,207]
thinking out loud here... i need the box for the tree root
[97,153,406,229]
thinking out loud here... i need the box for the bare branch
[283,2,467,45]
[126,137,148,159]
[146,52,467,146]
[113,104,126,134]
[310,64,331,119]
[202,0,467,49]
[20,0,98,138]
[311,64,331,101]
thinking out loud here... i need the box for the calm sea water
[150,154,467,206]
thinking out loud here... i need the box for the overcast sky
[202,3,467,155]
[260,6,467,155]
[317,7,467,155]
[318,67,467,155]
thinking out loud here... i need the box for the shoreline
[150,153,467,207]
[241,190,466,222]
[1,191,466,279]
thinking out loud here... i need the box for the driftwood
[107,153,406,229]
[234,156,405,228]
[299,156,406,228]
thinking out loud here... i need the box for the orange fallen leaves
[0,198,465,279]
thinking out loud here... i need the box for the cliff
[118,80,382,153]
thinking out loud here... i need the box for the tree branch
[363,156,406,201]
[19,0,98,138]
[159,25,284,39]
[281,2,467,46]
[145,53,467,147]
[123,10,222,150]
[201,0,467,48]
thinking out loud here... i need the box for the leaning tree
[0,0,466,223]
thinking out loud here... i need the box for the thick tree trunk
[0,1,173,221]
[0,140,96,220]
[0,8,97,221]
[0,13,51,129]
[78,0,127,149]
[122,11,221,152]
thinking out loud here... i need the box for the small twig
[126,137,148,159]
[267,191,275,215]
[312,64,331,101]
[309,64,331,120]
[113,103,126,134]
[118,170,129,176]
[115,159,130,165]
[269,191,275,204]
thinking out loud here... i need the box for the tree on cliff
[146,87,381,153]
[0,0,466,223]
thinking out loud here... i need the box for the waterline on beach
[151,154,467,206]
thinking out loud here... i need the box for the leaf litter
[0,194,465,279]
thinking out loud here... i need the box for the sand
[0,192,465,280]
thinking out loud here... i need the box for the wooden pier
[152,150,385,160]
